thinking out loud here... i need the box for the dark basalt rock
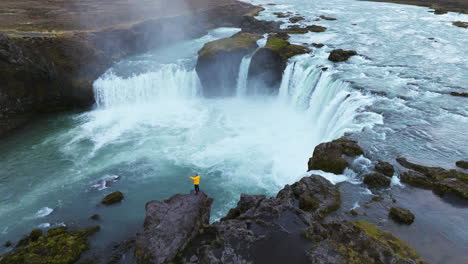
[90,214,100,221]
[397,157,468,199]
[432,9,448,15]
[0,226,100,264]
[375,160,395,177]
[308,138,364,174]
[328,49,358,62]
[319,15,337,20]
[389,207,415,224]
[450,91,468,97]
[289,16,305,23]
[453,21,468,28]
[134,192,213,264]
[363,172,391,188]
[196,33,261,97]
[4,241,12,247]
[136,174,425,264]
[248,34,309,93]
[306,25,327,32]
[277,175,341,217]
[456,160,468,169]
[101,191,124,205]
[273,11,292,18]
[312,43,324,48]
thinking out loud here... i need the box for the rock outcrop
[450,91,468,97]
[389,207,415,225]
[453,21,468,28]
[101,191,124,205]
[163,174,425,264]
[397,157,468,199]
[0,226,100,264]
[196,33,261,97]
[248,34,310,93]
[134,192,213,264]
[363,172,391,188]
[375,160,395,177]
[308,138,364,174]
[328,49,358,62]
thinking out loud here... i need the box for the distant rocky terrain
[365,0,468,14]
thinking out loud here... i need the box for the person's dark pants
[194,184,199,194]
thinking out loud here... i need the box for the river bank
[365,0,468,14]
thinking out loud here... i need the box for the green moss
[299,196,320,212]
[0,226,100,264]
[354,221,425,263]
[265,36,289,51]
[101,191,124,205]
[198,33,261,59]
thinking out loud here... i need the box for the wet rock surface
[308,137,364,174]
[101,191,124,205]
[134,192,213,264]
[363,172,391,188]
[328,49,358,62]
[397,157,468,199]
[196,33,261,96]
[389,207,415,224]
[375,160,395,176]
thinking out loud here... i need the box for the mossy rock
[289,16,305,23]
[452,21,468,28]
[389,207,415,225]
[450,92,468,97]
[306,25,327,32]
[375,160,394,177]
[264,34,310,60]
[328,49,358,62]
[354,221,425,263]
[101,191,124,205]
[363,173,391,188]
[4,241,12,247]
[0,226,100,264]
[197,33,261,60]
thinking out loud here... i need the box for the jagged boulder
[196,33,261,97]
[389,207,415,225]
[277,175,341,217]
[328,49,357,62]
[308,138,364,174]
[363,172,391,188]
[375,160,395,177]
[134,192,213,264]
[248,34,309,93]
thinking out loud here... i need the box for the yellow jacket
[189,175,200,185]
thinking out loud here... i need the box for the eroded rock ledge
[134,174,425,264]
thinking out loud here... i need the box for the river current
[1,0,467,262]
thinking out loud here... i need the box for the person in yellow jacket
[189,173,200,195]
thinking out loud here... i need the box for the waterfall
[94,63,201,108]
[236,56,253,96]
[278,57,382,143]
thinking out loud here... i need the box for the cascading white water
[94,64,201,108]
[235,36,267,96]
